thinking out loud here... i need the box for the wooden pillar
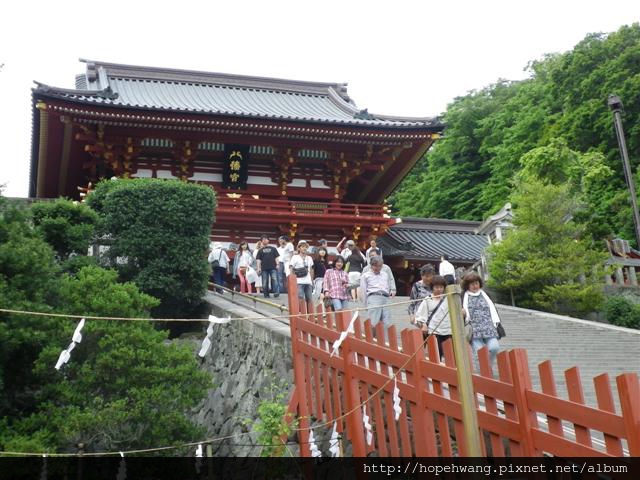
[615,266,624,285]
[445,284,482,456]
[287,273,312,457]
[627,266,638,286]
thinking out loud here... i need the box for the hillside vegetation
[390,23,640,247]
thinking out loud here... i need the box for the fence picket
[617,373,640,456]
[565,367,593,448]
[284,278,640,459]
[478,345,504,457]
[497,351,522,456]
[593,373,623,455]
[427,335,453,456]
[441,339,468,456]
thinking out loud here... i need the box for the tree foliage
[391,23,640,247]
[31,199,98,261]
[603,295,640,329]
[0,196,210,454]
[87,179,217,318]
[487,180,606,316]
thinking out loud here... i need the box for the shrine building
[29,59,444,247]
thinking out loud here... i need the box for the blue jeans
[261,268,279,297]
[470,337,500,370]
[277,262,287,293]
[297,283,312,302]
[212,266,226,293]
[331,298,347,311]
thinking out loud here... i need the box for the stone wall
[191,294,295,456]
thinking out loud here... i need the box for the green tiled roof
[34,59,442,129]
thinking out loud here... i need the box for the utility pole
[608,95,640,248]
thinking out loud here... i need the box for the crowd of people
[208,238,503,367]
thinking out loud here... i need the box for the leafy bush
[87,179,216,318]
[31,198,98,260]
[603,296,640,329]
[244,378,296,457]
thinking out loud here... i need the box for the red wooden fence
[285,276,640,457]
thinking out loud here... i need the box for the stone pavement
[215,291,640,410]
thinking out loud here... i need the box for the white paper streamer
[40,455,47,480]
[208,314,231,325]
[72,318,85,343]
[308,429,321,457]
[199,316,231,357]
[329,422,341,457]
[54,319,85,370]
[362,406,373,446]
[54,348,71,370]
[330,311,359,357]
[194,444,203,473]
[393,377,402,421]
[116,452,126,480]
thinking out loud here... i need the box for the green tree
[1,196,210,454]
[31,198,98,261]
[87,179,216,318]
[487,180,606,316]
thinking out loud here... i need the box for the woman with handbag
[233,241,255,294]
[414,275,450,360]
[289,240,315,306]
[322,256,350,311]
[461,271,504,369]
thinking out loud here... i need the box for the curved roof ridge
[32,81,118,99]
[80,58,351,100]
[327,87,360,115]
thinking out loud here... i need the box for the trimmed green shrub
[603,295,640,329]
[87,179,216,318]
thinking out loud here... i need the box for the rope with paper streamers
[0,292,450,324]
[2,293,454,456]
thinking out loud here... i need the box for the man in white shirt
[362,250,396,293]
[365,238,383,264]
[439,254,456,285]
[208,242,230,293]
[360,256,395,343]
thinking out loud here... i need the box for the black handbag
[293,266,308,278]
[496,323,506,339]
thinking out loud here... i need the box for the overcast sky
[1,1,638,197]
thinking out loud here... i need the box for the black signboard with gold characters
[222,144,249,189]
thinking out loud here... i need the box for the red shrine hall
[30,59,443,246]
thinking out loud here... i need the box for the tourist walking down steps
[208,242,230,294]
[256,236,280,298]
[232,240,255,294]
[360,255,395,344]
[461,271,502,369]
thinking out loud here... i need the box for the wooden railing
[216,197,387,219]
[285,275,640,457]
